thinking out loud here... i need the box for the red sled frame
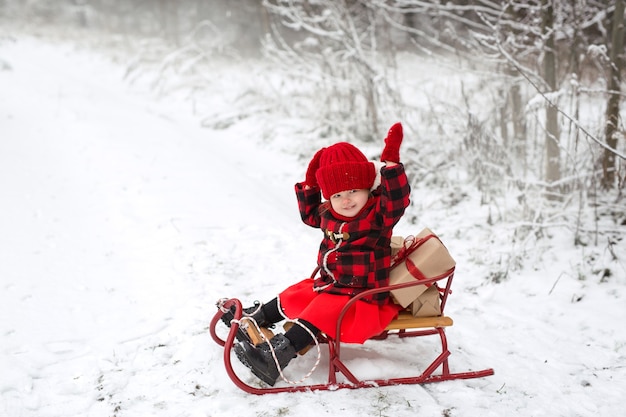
[210,267,494,394]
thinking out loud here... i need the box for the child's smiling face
[329,189,370,218]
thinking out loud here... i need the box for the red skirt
[278,278,402,344]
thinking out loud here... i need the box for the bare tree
[542,0,561,191]
[602,0,625,189]
[158,0,179,45]
[262,0,401,140]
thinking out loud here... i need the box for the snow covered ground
[1,34,625,417]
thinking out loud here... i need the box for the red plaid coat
[295,163,411,305]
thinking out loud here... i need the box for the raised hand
[304,147,325,189]
[381,122,403,164]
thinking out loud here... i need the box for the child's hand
[381,122,403,164]
[304,148,325,189]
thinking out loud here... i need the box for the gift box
[390,236,404,257]
[410,284,442,317]
[389,228,456,308]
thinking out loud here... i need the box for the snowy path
[0,38,306,416]
[1,36,625,417]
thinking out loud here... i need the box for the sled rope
[315,222,346,292]
[217,298,263,318]
[271,295,322,385]
[220,297,321,385]
[232,315,321,385]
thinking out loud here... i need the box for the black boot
[218,301,269,343]
[219,301,265,326]
[234,334,297,386]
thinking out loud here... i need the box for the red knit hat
[315,142,376,199]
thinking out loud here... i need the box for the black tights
[261,298,319,352]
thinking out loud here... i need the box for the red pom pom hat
[315,142,376,200]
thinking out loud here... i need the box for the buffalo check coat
[278,163,411,343]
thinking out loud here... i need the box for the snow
[1,35,625,417]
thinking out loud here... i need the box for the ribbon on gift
[406,256,427,281]
[391,234,450,293]
[391,234,435,267]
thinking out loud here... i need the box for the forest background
[4,0,623,282]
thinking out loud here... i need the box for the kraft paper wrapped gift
[389,228,456,308]
[390,236,404,257]
[410,284,442,317]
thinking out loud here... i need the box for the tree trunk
[542,0,560,191]
[158,0,179,44]
[511,81,526,155]
[506,61,527,165]
[602,0,626,189]
[499,85,508,147]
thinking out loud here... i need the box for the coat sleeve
[376,163,411,228]
[295,183,323,228]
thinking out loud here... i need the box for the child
[222,122,410,386]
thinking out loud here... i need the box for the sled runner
[210,265,494,394]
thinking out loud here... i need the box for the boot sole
[233,343,252,369]
[233,343,279,386]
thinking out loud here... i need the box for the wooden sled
[210,266,494,394]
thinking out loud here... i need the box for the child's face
[329,189,370,218]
